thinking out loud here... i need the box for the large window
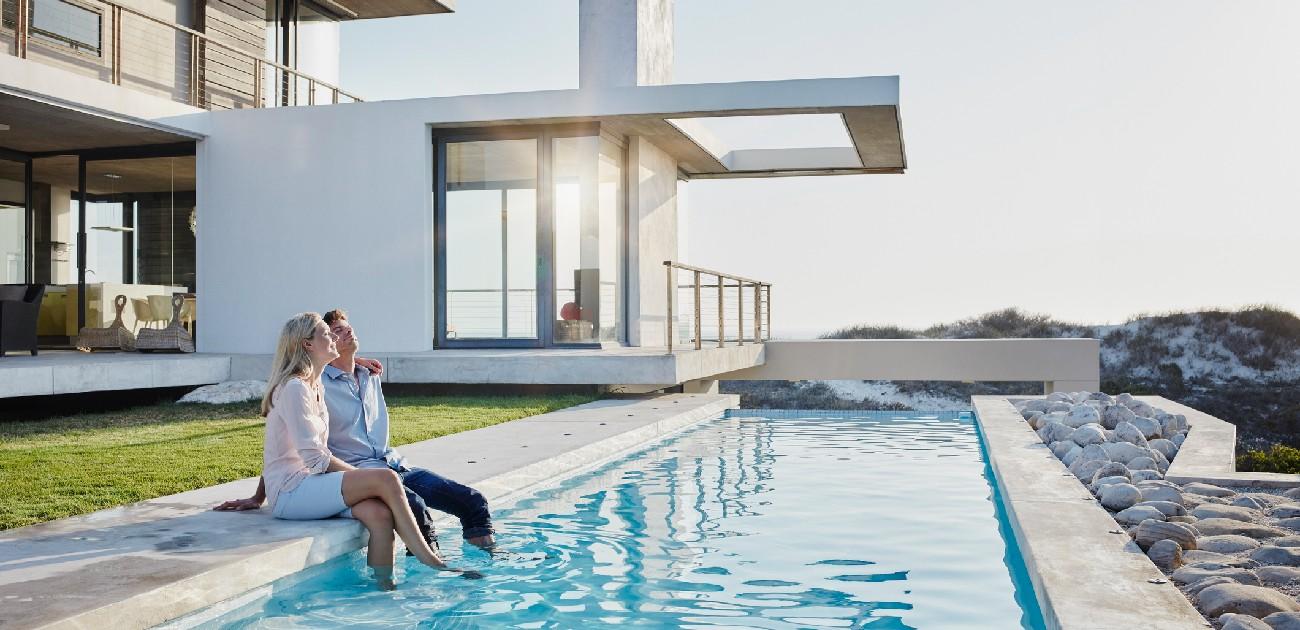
[552,135,623,343]
[436,129,626,347]
[442,138,539,340]
[18,0,103,56]
[0,159,26,284]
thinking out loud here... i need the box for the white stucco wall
[626,136,678,347]
[193,105,434,354]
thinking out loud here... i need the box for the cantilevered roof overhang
[421,76,905,179]
[316,0,454,20]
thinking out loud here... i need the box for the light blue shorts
[272,472,353,520]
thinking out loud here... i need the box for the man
[216,309,495,550]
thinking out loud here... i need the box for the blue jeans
[397,465,494,540]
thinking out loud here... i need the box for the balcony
[1,0,360,110]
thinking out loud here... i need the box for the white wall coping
[0,394,738,630]
[971,396,1206,630]
[1141,395,1300,488]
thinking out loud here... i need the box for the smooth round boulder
[1196,583,1300,618]
[1128,456,1159,472]
[1147,538,1182,571]
[1039,421,1074,444]
[1182,551,1258,568]
[1252,546,1300,567]
[1192,504,1263,523]
[1199,535,1262,554]
[1135,500,1185,517]
[1263,612,1300,630]
[1070,423,1107,446]
[1092,475,1131,494]
[1079,443,1110,464]
[1115,421,1150,447]
[1174,564,1260,586]
[1135,519,1198,551]
[1235,496,1270,511]
[1132,415,1163,439]
[1257,567,1300,586]
[1115,505,1166,526]
[1272,537,1300,548]
[1064,404,1101,428]
[1100,483,1143,511]
[1050,440,1076,459]
[1220,614,1273,630]
[1127,400,1157,417]
[1046,392,1072,403]
[1061,444,1084,467]
[1102,441,1148,464]
[1160,414,1189,436]
[1047,401,1072,413]
[1069,458,1107,482]
[1091,462,1131,483]
[1284,488,1300,501]
[1195,519,1290,539]
[1275,518,1300,532]
[1130,469,1164,483]
[1020,399,1052,413]
[1186,575,1238,596]
[1148,438,1178,461]
[1141,485,1185,506]
[1149,449,1171,473]
[1185,482,1236,498]
[1275,505,1300,519]
[1170,515,1200,524]
[1101,404,1136,430]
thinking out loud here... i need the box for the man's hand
[213,497,263,511]
[356,357,383,376]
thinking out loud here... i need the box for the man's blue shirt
[321,363,405,470]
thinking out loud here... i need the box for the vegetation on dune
[741,306,1300,450]
[1238,444,1300,475]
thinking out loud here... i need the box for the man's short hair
[323,309,348,326]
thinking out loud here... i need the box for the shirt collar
[323,363,355,381]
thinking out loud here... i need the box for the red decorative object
[560,302,582,321]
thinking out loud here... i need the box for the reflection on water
[199,411,1044,629]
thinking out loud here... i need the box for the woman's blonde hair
[262,312,323,417]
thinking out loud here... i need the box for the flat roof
[200,76,905,180]
[423,76,906,179]
[318,0,454,20]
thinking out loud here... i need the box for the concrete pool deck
[0,393,738,630]
[973,396,1207,630]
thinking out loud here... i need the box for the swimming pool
[177,410,1044,629]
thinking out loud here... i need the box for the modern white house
[0,0,918,388]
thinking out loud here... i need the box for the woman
[260,312,460,588]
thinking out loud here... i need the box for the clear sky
[341,1,1300,336]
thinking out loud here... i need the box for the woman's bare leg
[350,499,396,588]
[342,469,445,569]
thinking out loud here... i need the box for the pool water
[188,411,1044,629]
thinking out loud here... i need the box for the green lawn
[0,394,595,531]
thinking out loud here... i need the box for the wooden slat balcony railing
[664,261,771,354]
[2,0,361,110]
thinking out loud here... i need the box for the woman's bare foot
[467,534,495,549]
[372,566,396,591]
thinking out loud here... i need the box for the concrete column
[683,379,718,394]
[579,0,673,88]
[625,136,678,347]
[1044,379,1102,395]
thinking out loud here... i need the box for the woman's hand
[213,497,263,511]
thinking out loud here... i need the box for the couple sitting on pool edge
[214,308,492,586]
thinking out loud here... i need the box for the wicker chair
[0,284,45,357]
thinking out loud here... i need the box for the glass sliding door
[439,137,540,344]
[0,158,27,284]
[552,135,623,343]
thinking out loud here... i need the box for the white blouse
[262,377,333,509]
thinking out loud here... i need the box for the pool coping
[971,396,1208,630]
[0,393,738,630]
[1141,396,1300,488]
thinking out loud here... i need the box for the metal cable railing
[2,0,360,110]
[664,261,771,354]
